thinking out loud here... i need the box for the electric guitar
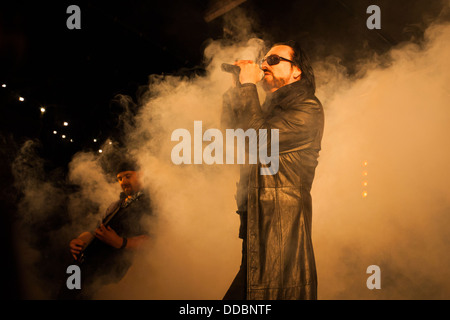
[75,191,143,265]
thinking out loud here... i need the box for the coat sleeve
[236,83,323,154]
[221,86,247,129]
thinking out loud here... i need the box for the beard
[262,73,287,92]
[122,184,135,196]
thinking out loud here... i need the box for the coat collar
[263,77,314,110]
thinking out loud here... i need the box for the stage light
[98,149,103,153]
[63,122,69,126]
[53,130,57,134]
[1,84,6,88]
[62,135,66,139]
[19,97,25,102]
[93,139,97,142]
[70,139,74,143]
[40,107,46,113]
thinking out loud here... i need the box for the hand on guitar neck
[70,226,150,261]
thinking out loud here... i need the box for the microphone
[221,63,240,76]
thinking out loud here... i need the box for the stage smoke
[10,2,450,300]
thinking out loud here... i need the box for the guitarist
[60,159,153,299]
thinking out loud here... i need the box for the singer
[221,41,324,300]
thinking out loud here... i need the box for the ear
[292,65,302,80]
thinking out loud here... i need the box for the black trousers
[223,239,247,300]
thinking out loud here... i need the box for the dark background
[0,0,446,299]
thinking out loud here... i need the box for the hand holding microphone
[221,63,241,76]
[222,60,264,85]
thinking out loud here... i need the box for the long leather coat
[222,78,324,299]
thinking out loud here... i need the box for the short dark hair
[273,40,316,93]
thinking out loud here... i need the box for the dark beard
[262,74,287,91]
[122,185,135,196]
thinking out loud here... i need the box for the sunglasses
[260,54,294,67]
